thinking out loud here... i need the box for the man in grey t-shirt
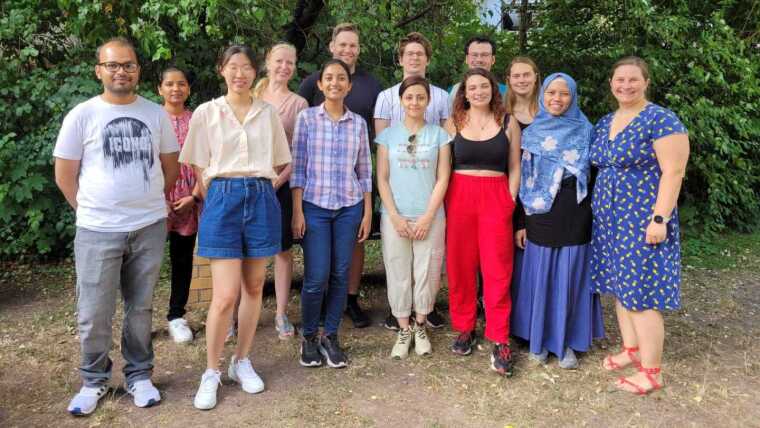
[54,37,179,416]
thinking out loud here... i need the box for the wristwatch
[192,194,202,204]
[651,214,671,224]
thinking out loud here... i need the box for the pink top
[166,110,199,236]
[274,92,308,145]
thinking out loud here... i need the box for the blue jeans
[301,201,363,336]
[198,177,281,259]
[74,219,166,387]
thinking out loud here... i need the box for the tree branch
[394,1,440,28]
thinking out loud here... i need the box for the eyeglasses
[97,62,139,73]
[225,65,256,74]
[406,134,417,155]
[403,51,427,58]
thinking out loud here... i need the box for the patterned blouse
[166,110,199,236]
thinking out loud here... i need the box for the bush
[529,0,760,233]
[1,0,758,258]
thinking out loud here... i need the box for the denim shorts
[198,177,281,259]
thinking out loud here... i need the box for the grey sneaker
[529,348,549,364]
[558,347,578,369]
[391,327,413,359]
[67,385,108,416]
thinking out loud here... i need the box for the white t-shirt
[373,82,450,126]
[53,95,179,232]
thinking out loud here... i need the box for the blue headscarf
[519,72,592,215]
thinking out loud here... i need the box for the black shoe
[319,334,348,368]
[300,334,323,367]
[383,312,400,331]
[345,300,370,328]
[426,308,445,329]
[451,331,477,356]
[491,343,514,376]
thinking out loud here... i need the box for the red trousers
[445,173,514,344]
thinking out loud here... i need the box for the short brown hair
[398,32,432,59]
[332,23,359,41]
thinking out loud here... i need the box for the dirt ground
[1,241,759,428]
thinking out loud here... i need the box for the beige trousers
[381,214,446,318]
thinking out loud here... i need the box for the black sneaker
[319,334,348,368]
[451,331,477,356]
[426,308,446,329]
[300,334,323,367]
[383,312,400,331]
[345,300,370,328]
[491,343,514,376]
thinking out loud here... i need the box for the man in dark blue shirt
[298,23,382,328]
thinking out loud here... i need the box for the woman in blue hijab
[510,73,605,369]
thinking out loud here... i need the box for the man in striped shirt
[373,32,451,136]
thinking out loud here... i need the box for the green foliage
[1,0,758,258]
[529,0,760,233]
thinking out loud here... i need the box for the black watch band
[192,195,202,203]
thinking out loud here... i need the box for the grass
[0,232,759,427]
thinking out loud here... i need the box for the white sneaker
[194,369,221,410]
[126,379,161,408]
[67,384,108,416]
[413,322,432,356]
[168,318,193,343]
[391,328,413,359]
[228,356,265,394]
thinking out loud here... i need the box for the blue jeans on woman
[301,201,363,337]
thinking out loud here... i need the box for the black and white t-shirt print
[102,117,155,188]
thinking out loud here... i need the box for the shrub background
[1,0,758,257]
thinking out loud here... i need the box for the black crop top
[451,128,509,172]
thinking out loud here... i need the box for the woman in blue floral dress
[590,56,690,395]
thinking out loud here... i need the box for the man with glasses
[448,36,507,108]
[374,32,450,330]
[298,23,383,329]
[54,37,179,416]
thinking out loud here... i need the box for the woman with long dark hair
[181,45,291,410]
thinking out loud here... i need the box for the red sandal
[616,366,663,396]
[602,346,641,371]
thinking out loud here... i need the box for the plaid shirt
[291,105,372,209]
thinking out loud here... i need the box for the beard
[105,80,137,96]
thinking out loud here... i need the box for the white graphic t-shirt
[53,96,179,232]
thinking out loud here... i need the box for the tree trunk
[283,0,325,52]
[518,0,529,53]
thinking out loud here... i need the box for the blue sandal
[275,314,295,339]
